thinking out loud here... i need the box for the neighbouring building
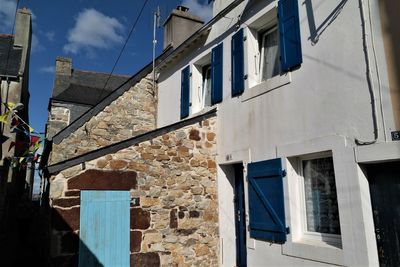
[40,0,400,266]
[0,7,33,264]
[156,0,400,266]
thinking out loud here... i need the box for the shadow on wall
[50,208,104,267]
[304,0,349,45]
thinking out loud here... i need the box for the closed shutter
[211,43,223,104]
[180,65,190,119]
[231,28,245,97]
[248,158,287,243]
[278,0,302,71]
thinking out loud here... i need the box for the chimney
[55,56,72,76]
[163,6,204,50]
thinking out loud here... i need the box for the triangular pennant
[0,111,10,123]
[10,117,20,127]
[30,136,40,147]
[29,126,34,133]
[5,102,15,110]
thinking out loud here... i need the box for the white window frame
[259,25,280,83]
[191,52,212,114]
[241,4,291,101]
[297,152,342,246]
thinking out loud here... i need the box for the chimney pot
[55,57,72,76]
[163,6,204,50]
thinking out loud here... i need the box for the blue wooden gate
[79,190,130,267]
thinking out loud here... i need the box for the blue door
[79,190,130,267]
[234,164,247,266]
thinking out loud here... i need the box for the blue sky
[0,0,213,134]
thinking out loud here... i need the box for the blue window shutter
[231,28,244,97]
[211,43,223,104]
[248,158,287,243]
[278,0,302,71]
[180,66,190,119]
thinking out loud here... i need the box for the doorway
[367,162,400,266]
[79,190,130,267]
[233,164,247,267]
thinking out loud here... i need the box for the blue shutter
[231,29,245,97]
[79,190,130,267]
[278,0,302,71]
[248,158,287,243]
[211,43,223,104]
[180,66,190,119]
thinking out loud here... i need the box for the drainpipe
[356,0,385,145]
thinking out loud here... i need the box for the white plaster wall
[157,0,395,265]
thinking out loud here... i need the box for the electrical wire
[355,0,379,145]
[93,0,150,106]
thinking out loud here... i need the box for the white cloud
[38,65,55,73]
[63,8,124,55]
[45,31,55,41]
[31,33,44,53]
[181,0,213,22]
[0,0,17,32]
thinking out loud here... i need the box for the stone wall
[47,104,70,139]
[49,117,218,267]
[50,76,156,164]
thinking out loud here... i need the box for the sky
[0,0,213,134]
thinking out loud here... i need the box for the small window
[201,64,212,108]
[299,155,341,242]
[259,26,280,82]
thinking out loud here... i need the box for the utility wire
[94,0,150,105]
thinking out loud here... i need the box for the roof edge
[51,47,173,145]
[46,108,217,174]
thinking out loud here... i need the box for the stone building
[0,8,33,263]
[46,57,130,139]
[41,0,400,266]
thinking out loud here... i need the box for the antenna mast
[152,6,160,94]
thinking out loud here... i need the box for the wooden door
[234,164,247,267]
[368,162,400,266]
[79,190,130,267]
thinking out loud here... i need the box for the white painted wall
[157,0,397,265]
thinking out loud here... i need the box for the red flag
[30,135,40,147]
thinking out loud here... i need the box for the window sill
[282,237,344,266]
[241,72,291,102]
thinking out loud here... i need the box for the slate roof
[52,69,130,106]
[0,35,22,77]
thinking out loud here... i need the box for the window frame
[297,152,342,245]
[259,25,281,83]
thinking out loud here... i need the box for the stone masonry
[47,105,70,139]
[50,76,156,164]
[49,117,218,267]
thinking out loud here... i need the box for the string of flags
[0,102,44,168]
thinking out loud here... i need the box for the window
[202,64,212,108]
[183,43,223,116]
[299,155,341,242]
[260,26,280,82]
[242,0,302,93]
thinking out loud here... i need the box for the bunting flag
[10,116,20,127]
[30,135,40,147]
[4,102,15,110]
[8,140,28,152]
[29,126,34,133]
[0,111,10,123]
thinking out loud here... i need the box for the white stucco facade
[157,0,400,266]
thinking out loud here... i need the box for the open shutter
[231,28,244,97]
[211,43,223,104]
[248,158,287,243]
[278,0,302,71]
[180,65,190,119]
